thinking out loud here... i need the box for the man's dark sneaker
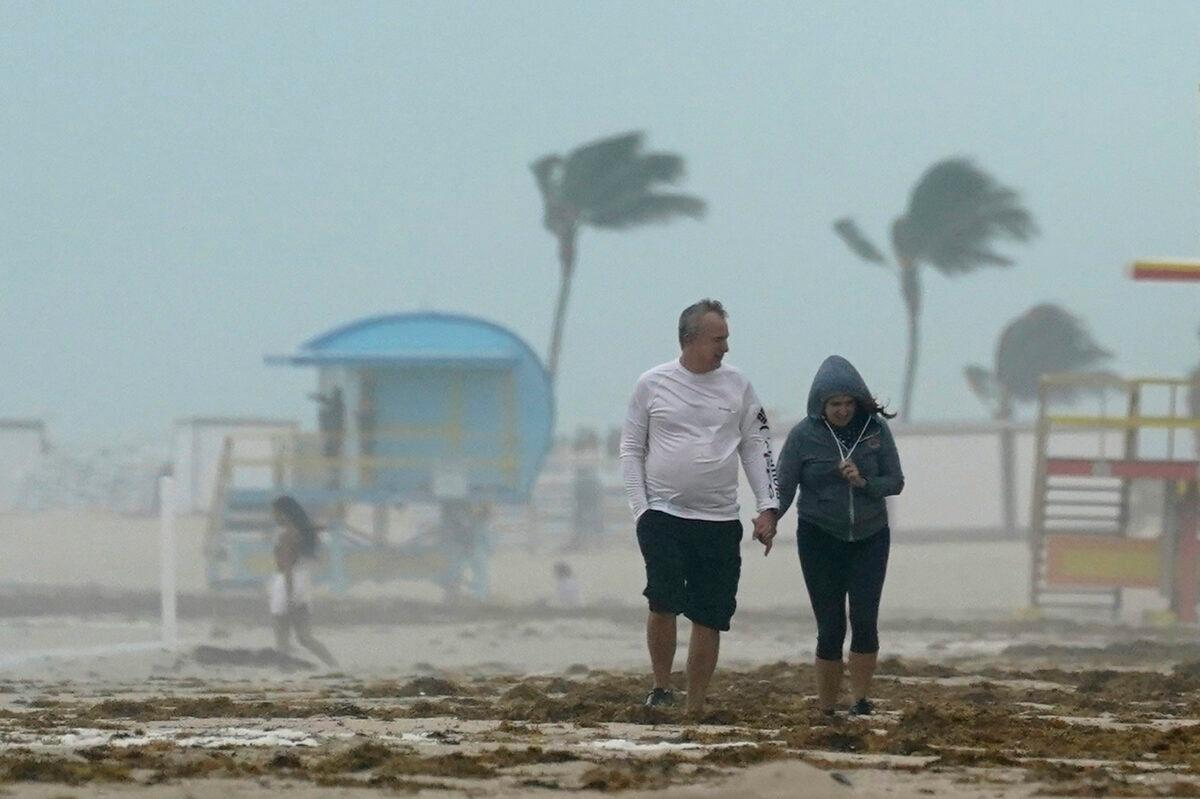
[849,698,874,716]
[645,688,675,708]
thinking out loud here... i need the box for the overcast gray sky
[2,1,1198,444]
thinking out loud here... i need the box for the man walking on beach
[620,299,779,716]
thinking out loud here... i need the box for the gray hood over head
[806,355,874,418]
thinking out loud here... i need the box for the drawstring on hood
[823,416,869,525]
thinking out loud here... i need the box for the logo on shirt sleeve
[756,408,777,498]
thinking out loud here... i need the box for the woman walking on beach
[270,495,338,668]
[775,356,904,716]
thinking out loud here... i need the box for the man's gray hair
[678,298,727,346]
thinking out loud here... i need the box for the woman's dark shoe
[849,697,874,716]
[645,688,675,708]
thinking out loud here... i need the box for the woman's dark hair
[860,397,898,420]
[273,495,320,557]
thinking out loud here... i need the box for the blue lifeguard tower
[205,312,554,594]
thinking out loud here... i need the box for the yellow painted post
[1113,381,1141,615]
[1030,379,1051,609]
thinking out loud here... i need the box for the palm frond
[534,131,705,240]
[1041,370,1125,405]
[579,153,686,211]
[587,192,706,229]
[833,218,886,264]
[955,249,1013,267]
[994,304,1112,402]
[560,131,645,209]
[891,158,1037,275]
[964,364,1000,406]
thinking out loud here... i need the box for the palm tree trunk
[546,229,577,382]
[997,393,1016,539]
[899,262,921,422]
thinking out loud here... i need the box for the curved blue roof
[268,312,546,368]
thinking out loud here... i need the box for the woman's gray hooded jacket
[776,356,904,541]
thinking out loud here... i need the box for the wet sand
[5,612,1200,796]
[5,511,1200,795]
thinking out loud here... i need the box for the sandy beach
[4,510,1200,797]
[5,626,1200,798]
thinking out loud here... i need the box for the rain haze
[2,1,1198,440]
[3,3,1200,796]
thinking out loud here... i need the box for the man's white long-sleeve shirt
[620,360,779,522]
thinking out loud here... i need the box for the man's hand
[839,459,867,488]
[752,509,779,556]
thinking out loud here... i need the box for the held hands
[752,509,779,556]
[839,459,867,488]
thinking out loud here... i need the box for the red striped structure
[1131,259,1200,282]
[1033,373,1200,621]
[1047,458,1200,481]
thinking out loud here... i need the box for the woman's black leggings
[797,522,890,661]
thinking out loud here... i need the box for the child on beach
[269,495,338,668]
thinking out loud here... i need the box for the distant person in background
[621,298,779,716]
[309,386,346,455]
[270,495,338,668]
[775,356,903,717]
[606,426,622,459]
[309,387,345,487]
[571,429,606,548]
[464,502,495,600]
[438,500,494,602]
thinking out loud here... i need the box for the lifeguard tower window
[359,366,518,495]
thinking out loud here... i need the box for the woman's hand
[839,459,867,488]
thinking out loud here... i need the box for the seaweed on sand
[579,753,685,791]
[0,753,131,785]
[699,743,786,767]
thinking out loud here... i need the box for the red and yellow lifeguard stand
[1030,259,1200,621]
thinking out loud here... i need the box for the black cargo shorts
[635,509,743,632]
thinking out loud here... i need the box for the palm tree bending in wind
[833,159,1038,420]
[965,303,1113,538]
[531,131,706,381]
